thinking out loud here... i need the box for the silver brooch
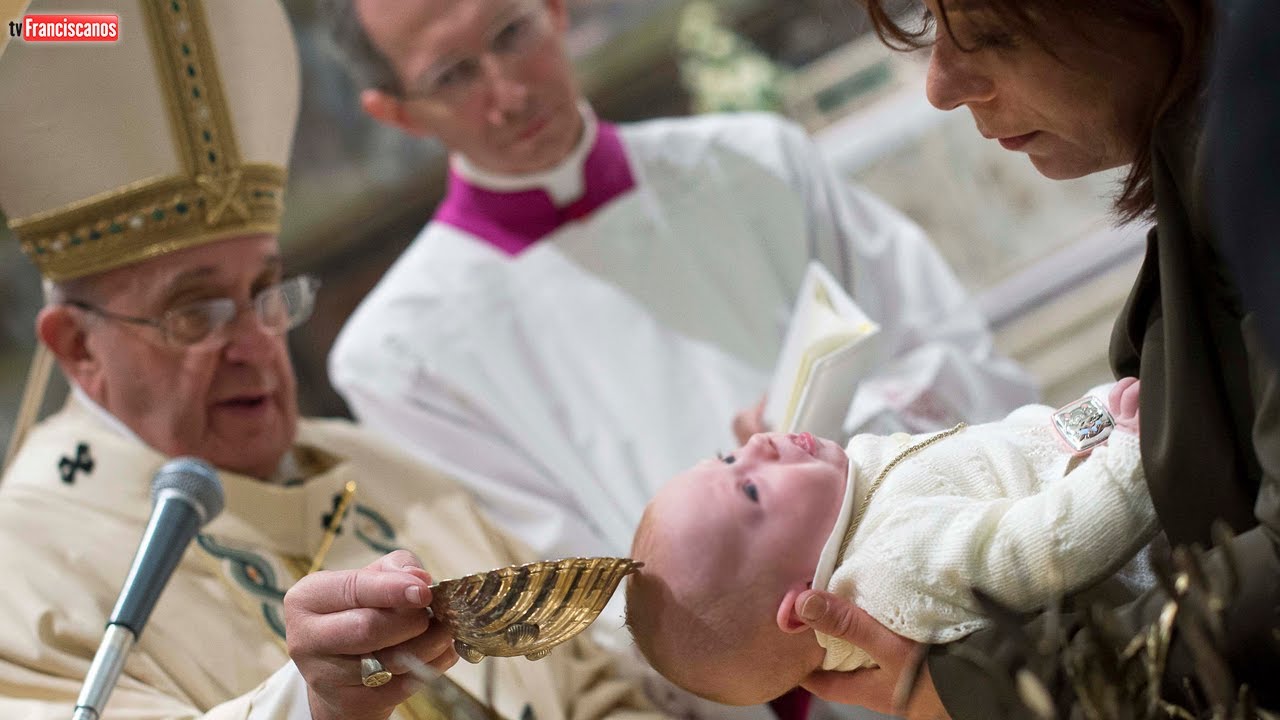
[1051,395,1115,454]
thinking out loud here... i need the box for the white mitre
[0,0,300,281]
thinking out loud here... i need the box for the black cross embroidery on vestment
[58,442,94,485]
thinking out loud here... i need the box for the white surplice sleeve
[329,338,611,562]
[769,118,1039,434]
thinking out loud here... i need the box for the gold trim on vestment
[834,423,968,567]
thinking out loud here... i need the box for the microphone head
[150,457,224,527]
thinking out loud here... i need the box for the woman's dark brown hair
[859,0,1211,222]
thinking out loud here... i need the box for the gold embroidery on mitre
[197,170,251,226]
[8,0,287,281]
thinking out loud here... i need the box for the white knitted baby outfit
[811,402,1154,671]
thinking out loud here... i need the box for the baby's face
[649,432,849,593]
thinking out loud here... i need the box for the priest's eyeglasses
[398,2,550,103]
[65,275,320,349]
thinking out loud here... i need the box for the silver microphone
[72,458,223,720]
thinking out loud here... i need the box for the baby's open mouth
[789,432,816,455]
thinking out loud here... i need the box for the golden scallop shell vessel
[429,557,642,663]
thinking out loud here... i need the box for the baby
[626,379,1152,705]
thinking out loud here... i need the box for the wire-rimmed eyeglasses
[65,275,320,349]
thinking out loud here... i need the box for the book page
[764,261,880,438]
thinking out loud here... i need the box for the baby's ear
[776,585,812,634]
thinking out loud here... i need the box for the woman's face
[921,1,1175,180]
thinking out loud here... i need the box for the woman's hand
[794,590,951,720]
[284,550,459,720]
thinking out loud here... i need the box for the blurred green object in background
[677,0,788,114]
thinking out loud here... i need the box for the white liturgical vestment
[0,396,658,720]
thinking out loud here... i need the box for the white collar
[812,442,860,592]
[69,383,299,483]
[72,384,143,445]
[449,102,597,206]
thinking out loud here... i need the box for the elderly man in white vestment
[322,3,1035,713]
[0,3,664,720]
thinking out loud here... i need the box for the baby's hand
[732,395,769,446]
[1108,377,1140,435]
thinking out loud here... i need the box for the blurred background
[0,0,1146,458]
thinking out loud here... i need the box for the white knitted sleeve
[827,408,1155,649]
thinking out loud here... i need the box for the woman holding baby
[797,1,1280,716]
[647,1,1279,717]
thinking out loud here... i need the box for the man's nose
[925,36,996,111]
[482,55,529,125]
[221,306,278,364]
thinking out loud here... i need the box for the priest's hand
[793,590,951,720]
[284,550,459,720]
[733,395,770,445]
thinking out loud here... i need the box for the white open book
[763,261,881,440]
